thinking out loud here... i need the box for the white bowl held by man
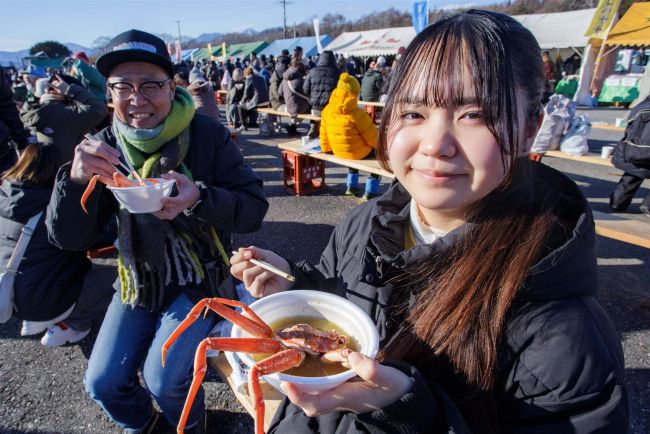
[108,178,175,213]
[230,290,380,395]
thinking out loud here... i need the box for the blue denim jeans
[84,291,217,433]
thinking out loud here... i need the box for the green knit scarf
[112,86,195,179]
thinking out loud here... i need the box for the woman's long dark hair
[2,143,58,187]
[377,9,555,401]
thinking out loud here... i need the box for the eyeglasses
[107,79,172,100]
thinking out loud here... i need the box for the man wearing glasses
[46,29,269,434]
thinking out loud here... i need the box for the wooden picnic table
[278,139,394,179]
[207,353,282,432]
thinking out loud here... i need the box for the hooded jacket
[269,163,627,434]
[281,66,310,116]
[187,81,220,121]
[303,51,341,111]
[319,73,378,160]
[360,68,384,102]
[0,180,90,321]
[19,84,107,167]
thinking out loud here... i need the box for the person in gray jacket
[20,74,107,167]
[238,66,270,130]
[231,11,627,434]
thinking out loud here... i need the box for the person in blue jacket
[231,10,628,434]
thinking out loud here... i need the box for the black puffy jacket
[303,51,341,111]
[269,163,628,434]
[612,96,650,178]
[0,181,90,321]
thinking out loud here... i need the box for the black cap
[96,29,174,78]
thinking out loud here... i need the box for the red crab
[161,297,351,434]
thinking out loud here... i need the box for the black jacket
[303,51,341,111]
[0,66,29,171]
[612,97,650,178]
[0,181,90,321]
[269,163,628,434]
[46,114,268,305]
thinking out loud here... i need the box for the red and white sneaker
[40,322,90,347]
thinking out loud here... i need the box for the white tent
[324,27,416,57]
[512,8,596,51]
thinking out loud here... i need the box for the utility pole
[173,20,182,49]
[276,0,292,39]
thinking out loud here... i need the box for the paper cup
[601,146,614,159]
[301,136,310,146]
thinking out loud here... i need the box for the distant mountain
[193,32,224,44]
[241,28,258,36]
[64,42,96,56]
[0,42,96,67]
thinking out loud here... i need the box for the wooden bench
[544,150,614,167]
[278,139,394,195]
[207,353,282,431]
[593,210,650,249]
[257,108,321,136]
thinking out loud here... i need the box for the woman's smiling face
[387,79,506,227]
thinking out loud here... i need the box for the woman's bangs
[394,28,480,111]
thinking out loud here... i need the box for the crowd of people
[0,9,639,434]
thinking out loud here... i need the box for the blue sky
[0,0,495,51]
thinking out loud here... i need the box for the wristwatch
[184,188,205,217]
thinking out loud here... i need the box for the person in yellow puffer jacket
[320,72,381,199]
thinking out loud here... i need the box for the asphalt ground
[0,107,648,434]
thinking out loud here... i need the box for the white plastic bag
[0,272,15,323]
[560,114,591,156]
[531,95,577,153]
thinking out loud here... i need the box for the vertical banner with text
[175,39,182,63]
[412,1,429,34]
[313,18,323,54]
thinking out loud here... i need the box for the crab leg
[176,337,285,434]
[112,171,139,187]
[162,298,274,367]
[248,349,306,434]
[80,174,114,214]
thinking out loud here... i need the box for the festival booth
[323,26,416,58]
[257,36,332,58]
[226,41,269,60]
[512,8,595,99]
[597,3,650,105]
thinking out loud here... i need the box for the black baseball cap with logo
[96,29,174,78]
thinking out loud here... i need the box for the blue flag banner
[412,1,429,33]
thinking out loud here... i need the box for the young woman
[231,10,628,434]
[0,143,112,346]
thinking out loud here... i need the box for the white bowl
[230,290,379,395]
[107,178,175,213]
